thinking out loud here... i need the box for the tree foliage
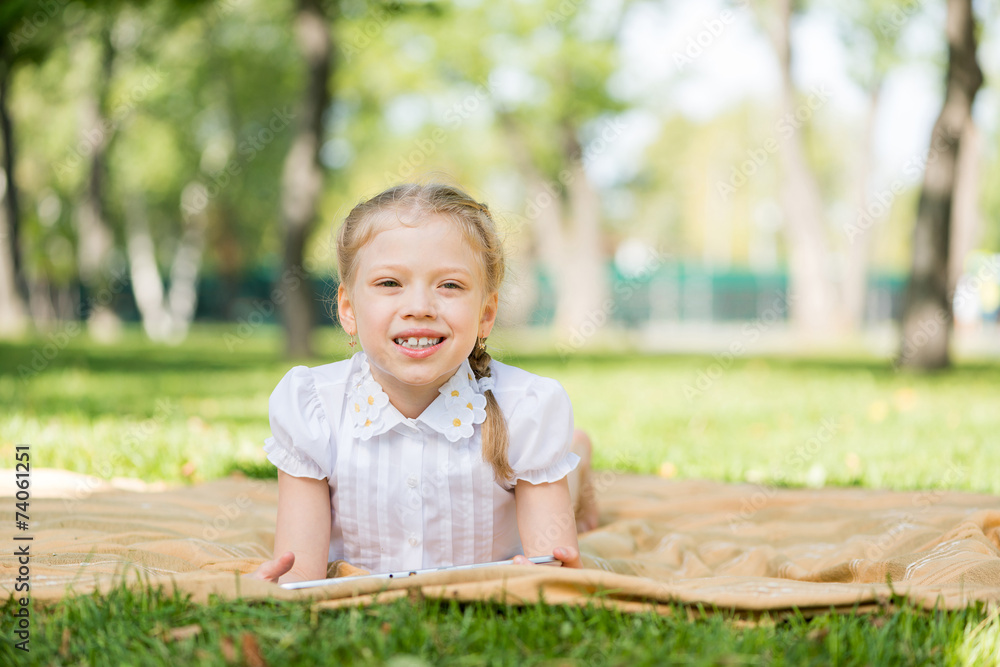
[1,0,997,352]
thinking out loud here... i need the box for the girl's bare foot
[570,430,600,533]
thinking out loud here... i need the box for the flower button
[358,380,389,418]
[444,407,475,441]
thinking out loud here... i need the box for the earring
[348,332,357,349]
[478,337,487,352]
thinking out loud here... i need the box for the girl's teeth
[396,337,442,349]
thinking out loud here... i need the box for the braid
[469,340,512,483]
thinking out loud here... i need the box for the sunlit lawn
[2,323,998,495]
[2,323,999,664]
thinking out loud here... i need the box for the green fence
[531,263,908,326]
[82,264,908,328]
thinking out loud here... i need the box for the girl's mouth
[393,336,444,350]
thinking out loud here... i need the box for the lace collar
[347,352,488,442]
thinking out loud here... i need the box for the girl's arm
[252,470,332,583]
[513,476,583,568]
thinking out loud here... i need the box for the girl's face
[338,214,498,405]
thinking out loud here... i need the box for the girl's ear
[479,291,499,339]
[337,284,357,335]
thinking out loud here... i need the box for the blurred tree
[0,64,29,337]
[3,0,221,342]
[173,0,303,322]
[942,1,999,282]
[125,186,208,343]
[898,0,982,370]
[72,0,216,343]
[753,0,840,337]
[980,130,1000,254]
[71,12,122,341]
[71,0,296,343]
[113,0,276,344]
[276,0,334,358]
[194,0,302,319]
[948,118,981,293]
[832,0,906,331]
[0,0,56,337]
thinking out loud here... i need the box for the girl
[252,183,597,584]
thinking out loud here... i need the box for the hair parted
[336,183,512,483]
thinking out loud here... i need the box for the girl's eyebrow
[366,263,408,273]
[433,266,474,277]
[368,263,473,277]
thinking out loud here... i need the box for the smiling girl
[253,183,597,584]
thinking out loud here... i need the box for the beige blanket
[2,469,998,615]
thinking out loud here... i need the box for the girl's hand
[514,546,583,569]
[552,546,583,568]
[247,551,296,583]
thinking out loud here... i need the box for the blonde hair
[336,183,512,482]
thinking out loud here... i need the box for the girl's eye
[376,280,400,288]
[441,282,463,290]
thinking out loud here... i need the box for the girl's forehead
[369,207,444,232]
[366,213,451,243]
[359,213,481,266]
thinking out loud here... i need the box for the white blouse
[263,352,579,573]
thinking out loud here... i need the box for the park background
[3,1,1000,663]
[0,0,998,524]
[0,0,998,484]
[0,0,998,364]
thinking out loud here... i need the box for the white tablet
[280,555,561,590]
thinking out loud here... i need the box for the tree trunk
[556,125,607,341]
[948,117,980,293]
[125,188,206,344]
[498,114,607,346]
[74,25,121,342]
[898,0,982,370]
[771,0,839,337]
[0,65,29,337]
[496,115,556,327]
[27,277,56,331]
[0,204,28,337]
[277,0,332,359]
[843,82,882,331]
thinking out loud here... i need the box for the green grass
[5,584,999,666]
[555,352,1000,494]
[3,324,999,494]
[3,324,999,663]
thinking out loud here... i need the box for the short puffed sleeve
[263,366,333,480]
[502,375,580,491]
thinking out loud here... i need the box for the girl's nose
[402,286,435,318]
